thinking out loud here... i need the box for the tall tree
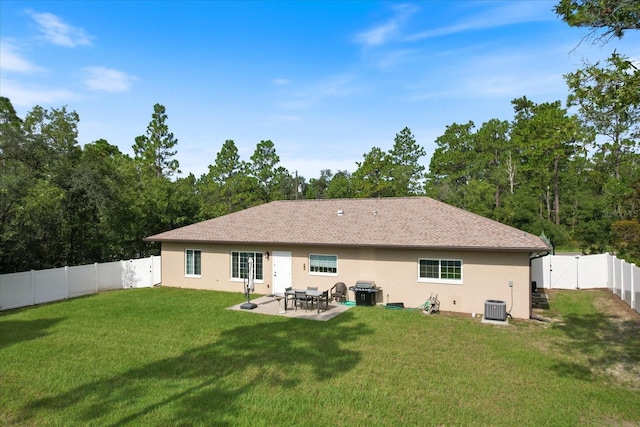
[166,173,201,229]
[611,219,640,263]
[270,166,296,200]
[0,97,26,208]
[511,98,584,225]
[388,127,426,196]
[9,180,67,270]
[250,140,282,203]
[306,169,332,199]
[425,121,477,206]
[210,139,243,184]
[20,105,83,265]
[352,147,394,198]
[426,120,516,217]
[565,53,640,181]
[133,103,180,179]
[325,170,354,199]
[0,98,29,272]
[474,119,512,208]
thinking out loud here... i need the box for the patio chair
[330,282,347,302]
[284,287,294,309]
[317,290,329,312]
[295,290,310,311]
[305,287,318,309]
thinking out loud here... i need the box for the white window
[309,254,337,275]
[419,259,462,284]
[185,249,201,276]
[231,251,264,281]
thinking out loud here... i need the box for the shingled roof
[145,197,550,252]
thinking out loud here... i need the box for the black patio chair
[306,286,318,309]
[295,290,310,311]
[330,282,347,302]
[284,287,294,309]
[317,290,329,312]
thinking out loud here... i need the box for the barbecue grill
[349,281,380,306]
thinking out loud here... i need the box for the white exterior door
[272,251,292,295]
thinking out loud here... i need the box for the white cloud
[356,20,399,47]
[369,48,420,69]
[406,50,568,104]
[82,67,136,93]
[0,78,77,106]
[273,78,291,85]
[0,39,42,73]
[405,2,553,42]
[278,74,359,112]
[315,74,357,97]
[355,3,419,47]
[27,10,93,47]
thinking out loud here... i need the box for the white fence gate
[531,253,639,314]
[0,256,161,311]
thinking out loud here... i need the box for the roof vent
[337,209,344,216]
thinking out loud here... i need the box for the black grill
[349,281,380,306]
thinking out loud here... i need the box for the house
[145,197,549,319]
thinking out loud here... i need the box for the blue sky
[2,1,639,180]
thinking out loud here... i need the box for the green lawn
[1,288,639,426]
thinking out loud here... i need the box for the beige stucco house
[145,197,549,319]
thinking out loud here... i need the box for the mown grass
[1,288,639,426]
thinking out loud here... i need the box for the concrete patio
[227,295,354,321]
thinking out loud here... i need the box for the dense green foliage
[1,288,638,426]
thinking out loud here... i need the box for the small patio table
[285,288,323,312]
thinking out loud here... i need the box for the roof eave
[146,237,549,252]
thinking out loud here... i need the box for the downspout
[529,251,550,320]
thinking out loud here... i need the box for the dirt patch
[537,289,640,390]
[533,288,640,323]
[590,290,640,389]
[592,289,640,325]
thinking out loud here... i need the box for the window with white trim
[231,251,264,280]
[309,254,338,275]
[419,259,462,283]
[185,249,201,276]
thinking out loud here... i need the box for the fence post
[65,266,69,300]
[631,264,636,311]
[612,255,617,296]
[95,262,99,293]
[30,269,36,307]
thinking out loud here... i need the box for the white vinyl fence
[0,256,161,311]
[531,253,639,313]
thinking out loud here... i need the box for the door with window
[272,251,292,294]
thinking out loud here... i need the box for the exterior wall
[160,243,532,319]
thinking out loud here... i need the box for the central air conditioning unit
[484,300,507,321]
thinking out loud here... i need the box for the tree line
[1,0,639,272]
